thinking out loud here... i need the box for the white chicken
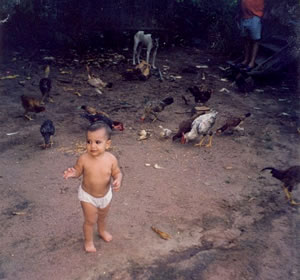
[182,110,218,147]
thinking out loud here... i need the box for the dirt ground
[0,46,299,280]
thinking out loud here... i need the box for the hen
[81,112,124,131]
[172,113,203,143]
[186,85,213,104]
[182,110,218,147]
[81,105,110,118]
[261,165,300,205]
[21,95,45,120]
[40,65,53,104]
[86,65,112,94]
[40,119,55,149]
[141,97,174,122]
[216,113,251,135]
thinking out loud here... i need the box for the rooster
[172,114,203,143]
[261,165,300,205]
[81,112,124,131]
[182,110,218,147]
[40,119,55,149]
[141,97,174,122]
[40,65,52,104]
[186,85,213,104]
[216,113,251,135]
[21,95,45,121]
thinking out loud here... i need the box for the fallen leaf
[151,226,171,240]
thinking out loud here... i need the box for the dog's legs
[133,38,139,65]
[151,46,158,69]
[136,44,143,64]
[146,42,153,65]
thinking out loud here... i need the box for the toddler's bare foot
[84,241,96,253]
[99,231,112,242]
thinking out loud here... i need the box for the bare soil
[0,46,299,280]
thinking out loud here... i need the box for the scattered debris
[12,211,26,216]
[159,125,172,139]
[196,65,208,69]
[154,164,164,169]
[138,129,149,141]
[255,89,264,93]
[220,78,228,82]
[0,75,19,80]
[6,132,19,136]
[151,226,171,240]
[218,66,230,71]
[145,163,151,167]
[219,88,230,93]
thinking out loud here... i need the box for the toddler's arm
[111,157,122,192]
[63,157,83,179]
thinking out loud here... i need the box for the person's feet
[99,231,113,242]
[84,241,96,253]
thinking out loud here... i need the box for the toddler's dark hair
[87,121,112,140]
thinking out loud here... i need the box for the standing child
[63,122,122,253]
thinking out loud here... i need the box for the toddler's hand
[63,167,76,179]
[112,179,121,192]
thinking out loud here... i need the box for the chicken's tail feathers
[162,97,174,106]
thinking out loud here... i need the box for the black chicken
[261,165,300,205]
[141,96,174,122]
[40,65,52,104]
[186,85,213,104]
[81,113,124,131]
[40,119,55,149]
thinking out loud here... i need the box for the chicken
[80,105,110,118]
[40,119,55,149]
[81,112,124,131]
[141,97,174,122]
[172,113,203,143]
[21,95,45,120]
[86,65,112,94]
[261,166,300,205]
[40,65,53,104]
[182,110,218,147]
[186,85,213,104]
[216,113,251,135]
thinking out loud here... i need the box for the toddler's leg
[81,201,98,252]
[97,203,112,242]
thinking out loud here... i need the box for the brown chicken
[261,165,300,205]
[141,97,174,122]
[216,113,251,135]
[21,95,45,120]
[81,105,110,118]
[40,65,52,104]
[186,85,213,104]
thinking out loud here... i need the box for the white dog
[133,31,159,69]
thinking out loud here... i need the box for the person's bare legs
[97,203,112,242]
[248,41,259,68]
[241,38,250,65]
[81,201,98,252]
